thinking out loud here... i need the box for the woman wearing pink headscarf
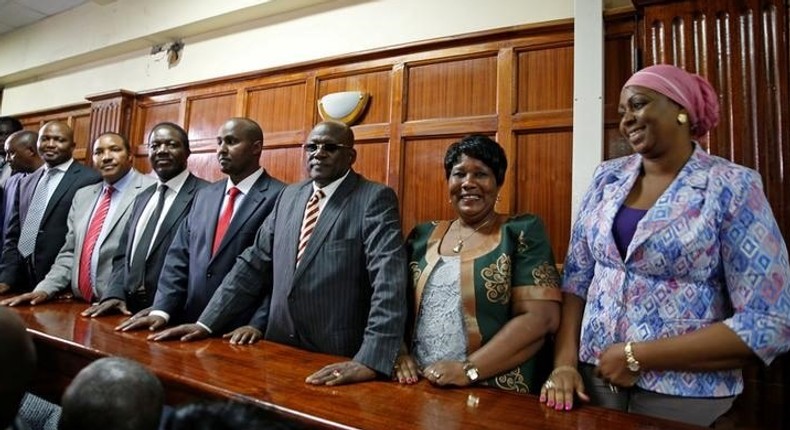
[539,64,790,426]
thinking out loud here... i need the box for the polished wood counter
[7,300,704,430]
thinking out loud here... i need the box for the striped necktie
[77,186,115,302]
[296,189,325,265]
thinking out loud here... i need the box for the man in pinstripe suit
[152,121,408,386]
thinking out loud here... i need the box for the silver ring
[543,379,556,389]
[609,384,619,393]
[332,370,342,378]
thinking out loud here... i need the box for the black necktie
[128,184,168,292]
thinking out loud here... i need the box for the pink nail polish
[565,403,572,410]
[539,395,546,402]
[547,401,554,407]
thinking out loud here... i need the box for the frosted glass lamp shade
[317,91,370,125]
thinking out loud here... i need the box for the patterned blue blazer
[563,144,790,397]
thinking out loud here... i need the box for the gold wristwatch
[624,341,641,373]
[463,360,479,382]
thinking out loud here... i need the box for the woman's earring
[496,195,501,203]
[677,112,688,124]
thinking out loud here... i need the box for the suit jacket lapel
[294,171,359,275]
[100,171,145,246]
[148,174,199,256]
[124,185,156,258]
[42,163,79,223]
[598,157,638,263]
[75,183,101,247]
[212,172,271,258]
[626,146,710,260]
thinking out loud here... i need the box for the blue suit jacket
[153,171,284,328]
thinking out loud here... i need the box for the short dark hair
[443,134,508,186]
[97,132,131,152]
[60,357,163,430]
[150,122,190,152]
[7,130,38,152]
[0,116,23,133]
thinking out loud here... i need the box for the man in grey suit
[1,132,155,306]
[116,117,284,334]
[0,121,101,294]
[83,122,209,316]
[151,121,408,386]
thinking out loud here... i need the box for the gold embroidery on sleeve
[482,253,511,304]
[409,261,422,287]
[516,230,528,254]
[532,262,560,288]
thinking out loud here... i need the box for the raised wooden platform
[7,300,704,429]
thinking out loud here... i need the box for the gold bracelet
[550,365,578,376]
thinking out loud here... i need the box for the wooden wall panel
[72,114,92,163]
[516,45,575,113]
[246,82,307,135]
[186,152,224,183]
[604,12,639,159]
[351,140,389,186]
[317,69,392,125]
[262,147,305,184]
[185,92,236,146]
[15,104,92,163]
[405,55,498,121]
[515,131,573,262]
[400,137,458,235]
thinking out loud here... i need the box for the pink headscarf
[623,64,719,139]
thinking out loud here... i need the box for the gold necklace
[452,215,495,253]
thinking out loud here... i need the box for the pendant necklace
[452,215,495,253]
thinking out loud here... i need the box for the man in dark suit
[1,132,155,307]
[82,122,209,316]
[0,121,101,294]
[151,121,408,386]
[1,131,44,245]
[0,116,24,186]
[116,117,285,334]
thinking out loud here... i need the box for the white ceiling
[0,0,93,36]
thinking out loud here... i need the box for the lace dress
[412,256,467,368]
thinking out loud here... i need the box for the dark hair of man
[150,122,190,152]
[0,308,37,428]
[165,401,302,430]
[59,357,164,430]
[98,132,131,152]
[443,134,508,186]
[0,116,23,133]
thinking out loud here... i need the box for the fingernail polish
[565,403,572,410]
[539,395,546,402]
[547,401,554,407]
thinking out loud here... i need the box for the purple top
[612,205,648,259]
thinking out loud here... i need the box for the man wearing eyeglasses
[116,117,285,335]
[82,122,209,316]
[150,120,408,386]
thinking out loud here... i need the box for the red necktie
[212,187,240,255]
[296,189,325,265]
[78,186,114,302]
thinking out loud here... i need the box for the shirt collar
[226,168,264,195]
[312,169,350,201]
[105,169,135,193]
[160,169,190,194]
[44,157,74,174]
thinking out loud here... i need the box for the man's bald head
[60,357,164,430]
[5,130,42,173]
[0,308,36,428]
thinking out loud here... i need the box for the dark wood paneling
[401,137,458,235]
[516,45,575,112]
[515,131,573,262]
[246,81,307,134]
[405,55,498,121]
[185,92,236,142]
[261,147,304,185]
[351,140,389,186]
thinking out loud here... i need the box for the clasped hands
[392,354,470,387]
[540,342,639,411]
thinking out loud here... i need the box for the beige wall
[0,0,575,114]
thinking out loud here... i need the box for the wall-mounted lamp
[317,91,370,125]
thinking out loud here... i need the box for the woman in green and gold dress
[394,135,562,393]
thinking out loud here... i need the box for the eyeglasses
[148,141,182,151]
[302,143,351,154]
